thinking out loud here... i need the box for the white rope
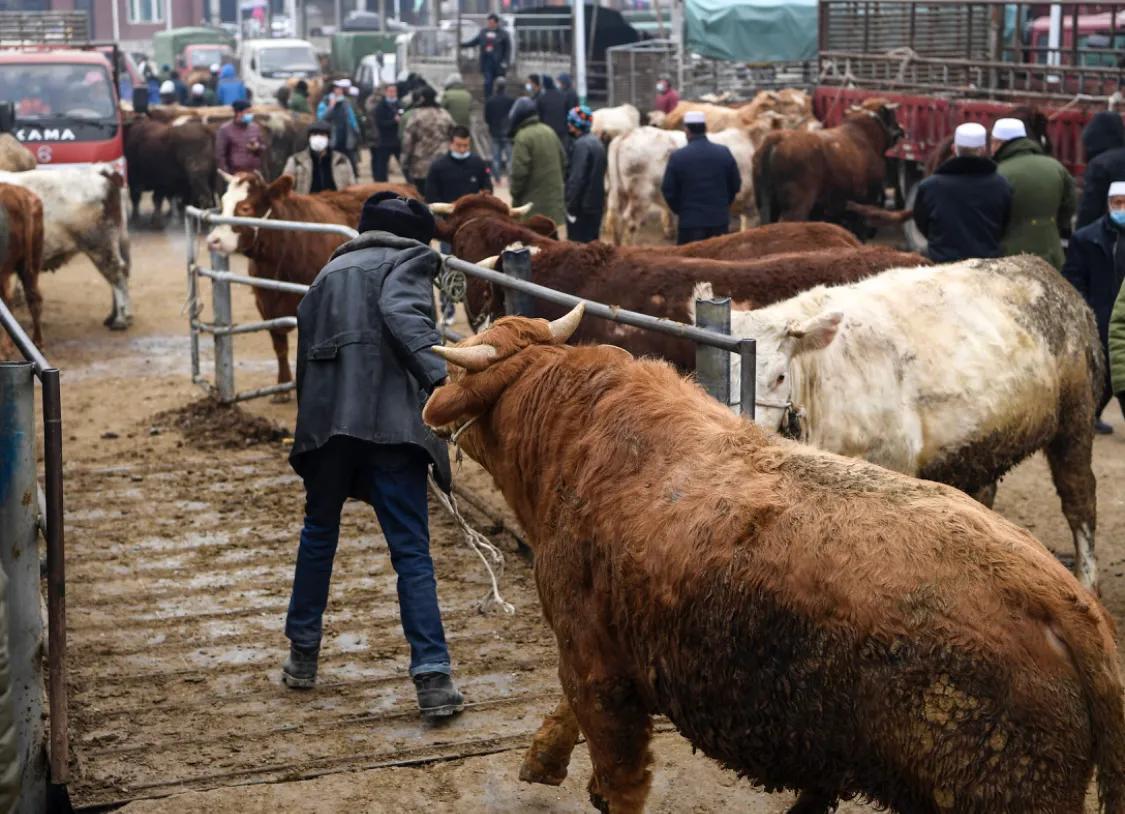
[429,475,515,615]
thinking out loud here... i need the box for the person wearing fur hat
[283,191,462,718]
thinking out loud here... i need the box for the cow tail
[754,139,776,225]
[24,198,42,288]
[604,135,623,245]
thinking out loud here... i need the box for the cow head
[849,98,904,147]
[423,305,585,446]
[206,171,293,255]
[430,193,534,242]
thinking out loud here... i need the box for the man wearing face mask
[317,79,361,174]
[215,99,264,176]
[282,121,357,195]
[1064,181,1125,434]
[654,77,679,115]
[424,126,492,207]
[368,84,402,183]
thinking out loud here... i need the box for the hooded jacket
[290,231,451,492]
[509,105,567,226]
[441,74,472,128]
[994,137,1076,270]
[1078,111,1125,229]
[216,63,247,106]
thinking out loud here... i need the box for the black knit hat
[232,99,250,112]
[307,120,331,134]
[358,192,435,244]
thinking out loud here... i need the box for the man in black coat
[484,77,515,182]
[1077,111,1125,229]
[461,13,510,98]
[557,72,579,111]
[369,84,402,183]
[660,111,740,244]
[564,106,606,242]
[425,125,493,205]
[535,75,569,146]
[283,192,463,719]
[912,122,1013,262]
[1063,180,1125,434]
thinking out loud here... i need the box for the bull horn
[429,202,455,215]
[477,254,499,270]
[431,343,498,372]
[548,303,585,344]
[218,169,235,183]
[509,203,533,217]
[883,102,900,110]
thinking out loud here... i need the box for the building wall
[44,0,208,41]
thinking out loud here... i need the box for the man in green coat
[441,73,472,129]
[288,79,311,115]
[991,117,1076,270]
[508,96,566,228]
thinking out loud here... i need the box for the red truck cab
[0,49,125,173]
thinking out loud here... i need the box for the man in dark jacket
[912,122,1012,262]
[564,106,606,242]
[661,111,740,244]
[1077,111,1125,229]
[557,72,579,110]
[461,13,510,98]
[425,126,492,205]
[283,192,463,719]
[536,75,569,145]
[484,77,515,182]
[1063,180,1125,434]
[369,84,402,182]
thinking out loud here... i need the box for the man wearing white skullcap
[660,109,741,244]
[991,115,1075,270]
[1065,179,1125,433]
[911,122,1012,262]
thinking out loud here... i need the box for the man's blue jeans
[491,137,511,181]
[285,437,451,677]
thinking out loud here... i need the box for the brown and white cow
[468,240,923,368]
[0,184,44,344]
[0,166,131,329]
[424,308,1125,814]
[753,97,902,230]
[719,254,1103,589]
[205,171,420,397]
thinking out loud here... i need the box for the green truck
[153,27,236,73]
[330,31,397,76]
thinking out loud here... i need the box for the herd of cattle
[1,85,1123,810]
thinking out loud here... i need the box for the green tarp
[685,0,818,63]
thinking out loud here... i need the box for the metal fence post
[209,249,235,404]
[0,362,46,813]
[694,295,731,406]
[501,247,537,317]
[738,338,756,421]
[40,368,67,786]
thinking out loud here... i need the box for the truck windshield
[188,46,225,69]
[0,63,116,120]
[258,46,318,76]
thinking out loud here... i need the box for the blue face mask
[241,113,254,124]
[451,150,470,160]
[1111,210,1125,227]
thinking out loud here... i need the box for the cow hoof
[518,757,568,787]
[107,320,129,332]
[587,786,610,814]
[270,391,292,404]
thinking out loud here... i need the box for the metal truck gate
[184,207,756,419]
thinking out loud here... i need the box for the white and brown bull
[0,166,131,329]
[714,254,1103,589]
[424,307,1125,814]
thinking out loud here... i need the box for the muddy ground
[6,188,1122,812]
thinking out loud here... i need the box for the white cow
[604,126,756,245]
[0,166,132,329]
[591,104,640,142]
[708,255,1103,589]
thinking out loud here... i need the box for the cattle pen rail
[184,207,757,419]
[0,296,68,806]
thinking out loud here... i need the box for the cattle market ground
[8,211,1120,813]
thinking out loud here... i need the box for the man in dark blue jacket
[1077,111,1125,229]
[660,111,740,244]
[912,122,1012,262]
[461,13,510,98]
[1063,180,1125,434]
[283,191,463,719]
[564,106,606,242]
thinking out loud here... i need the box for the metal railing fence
[0,296,69,802]
[185,209,755,418]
